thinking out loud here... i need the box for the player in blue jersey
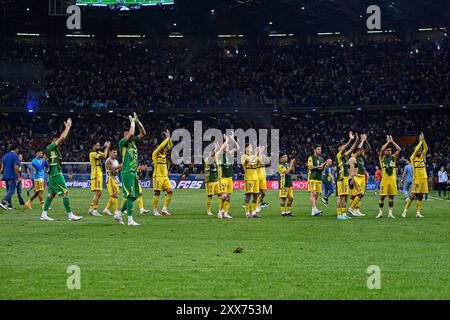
[25,150,48,210]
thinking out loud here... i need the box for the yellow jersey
[410,140,428,179]
[152,138,173,178]
[241,154,258,181]
[89,151,104,179]
[256,156,267,180]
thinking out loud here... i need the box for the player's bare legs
[89,190,102,216]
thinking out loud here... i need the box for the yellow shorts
[380,178,397,196]
[244,180,259,194]
[91,176,103,191]
[206,181,220,196]
[279,187,293,199]
[351,175,366,196]
[258,178,267,190]
[337,177,349,196]
[153,177,172,191]
[308,180,322,193]
[106,178,120,196]
[33,179,44,192]
[412,177,428,194]
[219,177,233,194]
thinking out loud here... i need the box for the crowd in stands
[0,110,448,179]
[0,38,449,110]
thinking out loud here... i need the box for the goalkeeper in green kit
[114,113,146,226]
[40,118,83,221]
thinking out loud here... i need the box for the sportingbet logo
[66,5,81,30]
[171,121,280,173]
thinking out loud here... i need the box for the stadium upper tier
[0,38,449,112]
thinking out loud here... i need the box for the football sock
[207,196,212,212]
[120,199,127,212]
[218,198,224,212]
[223,200,230,212]
[137,196,144,209]
[251,202,257,213]
[416,200,422,212]
[126,198,133,217]
[379,198,385,209]
[163,193,173,208]
[336,207,341,216]
[43,196,53,212]
[404,198,412,210]
[153,195,160,209]
[111,197,118,211]
[280,205,285,214]
[106,198,113,209]
[63,197,72,213]
[286,206,291,213]
[244,202,249,214]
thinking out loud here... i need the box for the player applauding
[40,118,82,222]
[114,113,146,226]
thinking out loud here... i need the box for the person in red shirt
[374,166,382,195]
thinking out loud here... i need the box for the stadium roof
[1,0,449,38]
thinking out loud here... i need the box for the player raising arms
[217,134,239,219]
[114,113,146,226]
[40,118,82,221]
[256,145,271,213]
[152,129,174,216]
[25,150,48,210]
[242,144,262,218]
[205,144,221,217]
[335,132,358,220]
[402,132,428,218]
[278,152,296,217]
[103,148,122,216]
[376,135,401,219]
[307,145,325,216]
[348,133,371,217]
[88,141,110,216]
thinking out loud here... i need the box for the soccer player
[335,132,358,220]
[401,159,414,199]
[321,159,334,206]
[0,145,20,211]
[88,141,110,216]
[39,118,82,221]
[205,146,221,217]
[217,134,239,219]
[278,152,296,217]
[374,166,382,195]
[152,129,173,217]
[255,145,271,213]
[307,146,325,216]
[114,113,146,226]
[137,166,150,215]
[25,150,48,210]
[242,144,262,218]
[103,148,122,216]
[348,133,370,217]
[402,133,428,218]
[376,135,401,219]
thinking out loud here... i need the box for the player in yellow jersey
[152,129,173,216]
[348,133,371,217]
[241,144,262,218]
[278,152,296,217]
[335,132,358,220]
[402,132,428,218]
[307,146,325,216]
[216,134,239,219]
[255,145,271,213]
[88,141,110,216]
[376,135,401,219]
[103,148,122,216]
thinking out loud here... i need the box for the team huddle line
[1,114,430,225]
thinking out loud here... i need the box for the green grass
[0,188,449,300]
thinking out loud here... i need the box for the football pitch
[0,188,449,300]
